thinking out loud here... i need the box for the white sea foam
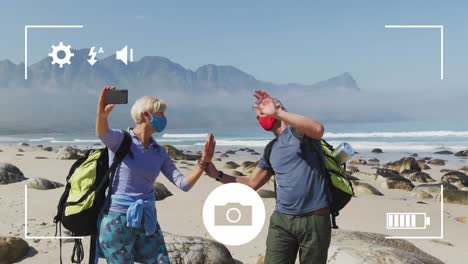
[28,137,55,142]
[325,131,468,138]
[162,133,209,138]
[195,139,272,147]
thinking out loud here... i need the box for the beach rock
[223,161,239,170]
[440,169,456,173]
[0,163,27,184]
[220,154,229,158]
[213,158,222,162]
[241,161,256,167]
[350,159,367,165]
[17,148,24,152]
[400,170,435,183]
[26,178,64,190]
[16,154,24,156]
[385,157,420,173]
[371,148,383,153]
[346,173,360,181]
[224,150,236,155]
[0,237,30,263]
[351,181,383,196]
[459,166,468,173]
[238,161,258,174]
[43,146,53,152]
[441,171,468,187]
[36,144,43,148]
[415,191,433,199]
[327,230,444,264]
[0,149,3,152]
[434,150,454,155]
[455,217,468,224]
[56,146,84,160]
[410,153,418,157]
[454,150,468,157]
[164,232,234,264]
[34,156,48,159]
[418,162,431,170]
[346,166,360,174]
[251,152,260,156]
[231,171,245,177]
[353,171,378,181]
[412,183,457,194]
[380,178,415,191]
[427,159,446,166]
[377,169,414,191]
[436,189,468,205]
[376,168,402,179]
[257,189,276,198]
[19,142,30,146]
[154,182,173,201]
[162,145,200,161]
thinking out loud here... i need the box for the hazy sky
[1,0,467,93]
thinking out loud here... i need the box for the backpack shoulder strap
[103,130,133,215]
[263,138,277,176]
[113,130,133,163]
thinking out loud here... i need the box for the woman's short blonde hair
[130,96,167,124]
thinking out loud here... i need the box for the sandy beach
[1,142,468,264]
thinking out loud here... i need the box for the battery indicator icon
[386,213,431,230]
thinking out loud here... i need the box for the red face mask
[257,115,277,131]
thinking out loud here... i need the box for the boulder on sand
[376,169,414,191]
[385,157,420,173]
[441,171,468,187]
[223,161,240,170]
[400,170,435,183]
[0,163,27,184]
[350,159,367,165]
[427,159,446,166]
[454,150,468,157]
[162,145,200,161]
[26,178,64,190]
[346,166,360,174]
[325,230,443,264]
[371,148,383,153]
[412,183,457,194]
[153,182,173,201]
[351,181,383,196]
[0,237,30,263]
[56,146,83,160]
[164,232,234,264]
[433,150,453,155]
[436,189,468,205]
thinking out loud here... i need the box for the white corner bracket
[24,25,84,80]
[384,25,444,80]
[24,185,83,240]
[385,185,444,240]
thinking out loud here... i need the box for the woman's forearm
[185,165,205,187]
[96,114,110,137]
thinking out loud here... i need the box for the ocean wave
[325,131,468,139]
[195,139,272,147]
[50,139,101,144]
[162,133,209,138]
[327,140,468,151]
[28,137,55,142]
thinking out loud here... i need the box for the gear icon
[48,42,74,68]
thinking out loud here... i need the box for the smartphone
[104,89,128,105]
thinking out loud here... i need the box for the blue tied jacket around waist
[111,193,157,236]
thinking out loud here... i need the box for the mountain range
[0,48,360,94]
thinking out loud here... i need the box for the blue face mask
[150,114,167,133]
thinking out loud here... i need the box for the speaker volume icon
[116,45,134,65]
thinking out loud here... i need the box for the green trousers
[264,210,331,264]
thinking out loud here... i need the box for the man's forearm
[276,110,324,139]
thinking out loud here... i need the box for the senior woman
[95,86,215,264]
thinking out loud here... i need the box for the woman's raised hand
[201,133,216,163]
[97,86,116,118]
